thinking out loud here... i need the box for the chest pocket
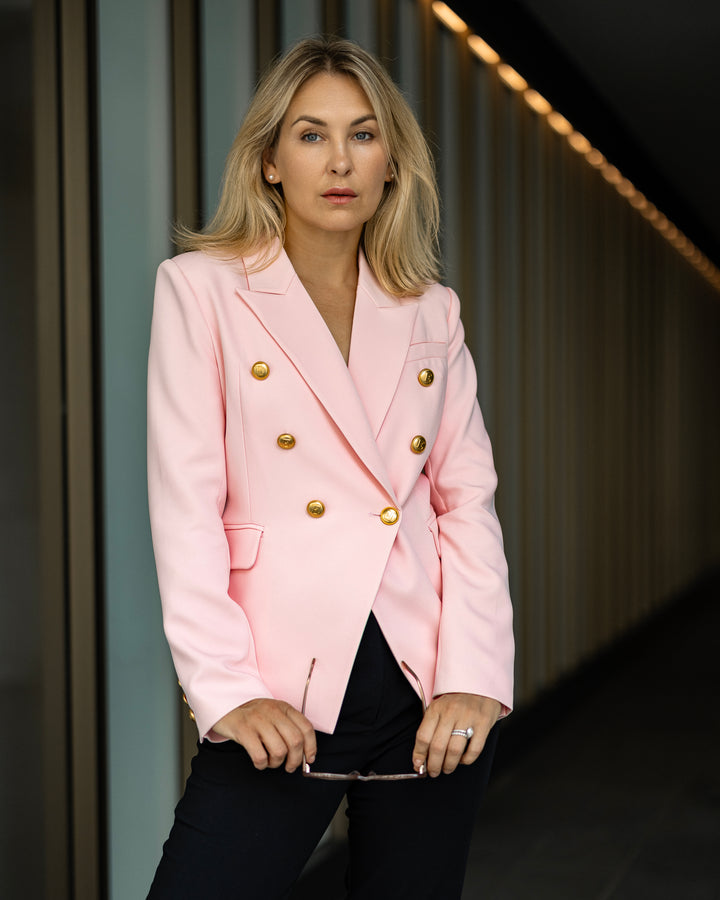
[405,341,449,405]
[405,341,447,362]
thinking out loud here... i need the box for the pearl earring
[268,174,275,181]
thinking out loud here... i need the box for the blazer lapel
[235,249,405,500]
[349,253,418,439]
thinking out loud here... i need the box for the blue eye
[354,131,373,141]
[302,132,321,142]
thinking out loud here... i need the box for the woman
[147,36,513,899]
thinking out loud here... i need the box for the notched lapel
[235,250,400,500]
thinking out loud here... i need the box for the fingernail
[413,758,423,770]
[308,753,316,763]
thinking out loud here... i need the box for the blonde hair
[177,36,441,297]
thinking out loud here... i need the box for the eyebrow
[290,113,378,128]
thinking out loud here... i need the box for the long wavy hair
[177,36,441,297]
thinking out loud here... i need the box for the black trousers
[147,615,498,899]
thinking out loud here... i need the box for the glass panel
[96,1,177,897]
[397,0,421,113]
[344,0,377,51]
[281,0,322,48]
[201,0,255,220]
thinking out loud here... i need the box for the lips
[322,187,358,206]
[322,188,357,198]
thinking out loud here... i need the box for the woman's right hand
[212,699,317,773]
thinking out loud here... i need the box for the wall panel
[201,0,255,219]
[97,1,177,896]
[281,0,322,47]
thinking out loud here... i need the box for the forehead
[285,72,375,118]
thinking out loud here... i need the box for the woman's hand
[212,699,317,773]
[412,693,501,777]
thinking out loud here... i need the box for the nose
[328,140,351,176]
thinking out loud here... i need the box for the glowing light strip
[468,34,500,65]
[431,2,467,33]
[524,89,552,115]
[430,1,720,290]
[497,63,528,92]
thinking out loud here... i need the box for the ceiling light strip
[430,1,720,290]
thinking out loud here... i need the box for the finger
[271,713,313,773]
[238,731,271,770]
[426,721,455,778]
[255,723,292,769]
[412,709,439,772]
[460,724,491,766]
[269,720,304,772]
[285,706,317,766]
[441,732,471,775]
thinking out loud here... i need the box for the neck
[283,225,361,290]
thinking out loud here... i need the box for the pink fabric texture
[147,248,514,741]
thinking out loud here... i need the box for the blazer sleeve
[425,287,514,714]
[147,258,271,740]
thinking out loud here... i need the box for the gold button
[307,500,325,518]
[251,361,269,379]
[277,433,296,449]
[380,506,400,525]
[188,708,196,722]
[181,692,190,706]
[418,368,434,386]
[411,435,427,454]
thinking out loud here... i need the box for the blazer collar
[239,243,296,295]
[235,247,418,498]
[239,243,404,309]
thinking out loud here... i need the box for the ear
[262,147,280,185]
[385,160,394,183]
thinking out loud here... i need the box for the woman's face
[263,73,392,244]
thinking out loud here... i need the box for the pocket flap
[406,341,448,362]
[224,524,264,570]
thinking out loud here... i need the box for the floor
[291,570,720,899]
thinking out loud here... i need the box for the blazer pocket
[224,524,264,570]
[405,341,448,362]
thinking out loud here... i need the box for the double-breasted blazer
[147,247,514,741]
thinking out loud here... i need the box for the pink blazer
[147,248,514,740]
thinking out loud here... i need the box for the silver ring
[451,727,474,740]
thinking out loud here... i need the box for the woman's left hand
[412,693,502,777]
